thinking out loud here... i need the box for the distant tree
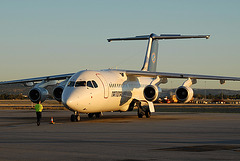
[194,94,203,99]
[236,94,240,99]
[206,94,214,99]
[0,93,26,100]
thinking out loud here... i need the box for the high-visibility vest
[35,104,43,112]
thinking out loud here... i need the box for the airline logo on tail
[151,53,156,63]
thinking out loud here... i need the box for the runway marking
[155,145,240,152]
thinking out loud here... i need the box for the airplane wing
[0,73,75,85]
[125,70,240,82]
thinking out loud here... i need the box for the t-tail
[141,33,159,72]
[108,33,210,72]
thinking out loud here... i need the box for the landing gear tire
[75,115,81,122]
[71,113,81,122]
[145,110,151,118]
[137,101,144,118]
[137,107,144,118]
[88,113,94,118]
[71,114,75,122]
[95,112,101,118]
[138,113,143,118]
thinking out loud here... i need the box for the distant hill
[0,84,30,95]
[0,84,55,95]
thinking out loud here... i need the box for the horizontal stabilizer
[108,33,210,42]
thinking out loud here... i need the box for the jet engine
[143,85,160,102]
[28,87,49,103]
[53,85,64,102]
[175,86,193,103]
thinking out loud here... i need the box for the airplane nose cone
[62,89,77,110]
[63,99,73,109]
[62,87,86,111]
[62,95,75,109]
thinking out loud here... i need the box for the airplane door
[96,73,109,99]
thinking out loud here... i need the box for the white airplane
[1,33,240,121]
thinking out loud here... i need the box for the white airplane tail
[108,33,210,72]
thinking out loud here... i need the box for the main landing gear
[136,101,151,118]
[71,112,81,122]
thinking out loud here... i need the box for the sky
[0,0,240,90]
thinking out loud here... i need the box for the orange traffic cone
[50,117,55,124]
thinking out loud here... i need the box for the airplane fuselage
[62,70,158,113]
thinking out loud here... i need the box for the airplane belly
[87,97,123,113]
[77,95,131,113]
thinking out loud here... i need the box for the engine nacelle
[53,85,64,102]
[175,86,194,103]
[28,87,49,103]
[143,85,160,102]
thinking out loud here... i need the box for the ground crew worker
[35,101,43,126]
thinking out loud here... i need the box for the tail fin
[108,33,210,72]
[141,34,159,72]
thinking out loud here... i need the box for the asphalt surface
[0,110,240,161]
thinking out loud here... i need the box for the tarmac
[0,110,240,161]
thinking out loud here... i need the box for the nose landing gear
[71,112,81,122]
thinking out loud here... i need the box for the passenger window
[87,81,94,88]
[75,81,86,87]
[92,80,98,88]
[67,81,75,87]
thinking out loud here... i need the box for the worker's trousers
[36,112,42,123]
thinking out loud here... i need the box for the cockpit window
[72,80,98,88]
[87,81,94,88]
[67,81,75,87]
[75,81,86,87]
[92,80,98,88]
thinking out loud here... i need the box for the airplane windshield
[87,81,94,88]
[75,81,86,87]
[92,80,98,88]
[73,80,98,88]
[87,80,98,88]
